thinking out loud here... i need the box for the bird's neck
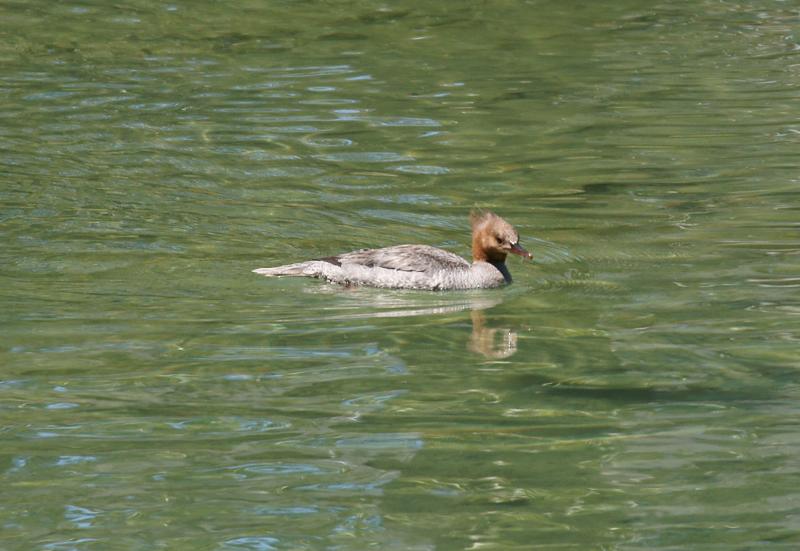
[472,244,507,265]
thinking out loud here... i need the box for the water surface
[3,1,800,549]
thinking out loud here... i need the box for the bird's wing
[328,245,469,273]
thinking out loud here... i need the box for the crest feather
[470,209,498,229]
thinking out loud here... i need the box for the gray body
[253,244,511,290]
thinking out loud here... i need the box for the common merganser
[253,211,532,290]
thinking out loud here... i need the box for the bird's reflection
[304,286,519,358]
[468,309,518,359]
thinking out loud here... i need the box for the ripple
[128,101,183,111]
[373,116,441,127]
[335,434,423,450]
[299,98,358,105]
[236,419,290,432]
[302,137,354,147]
[248,167,324,178]
[252,506,318,516]
[24,91,76,101]
[55,455,97,466]
[241,151,300,161]
[524,237,576,264]
[747,277,800,288]
[223,373,253,381]
[314,174,394,190]
[314,152,414,163]
[46,402,79,410]
[393,164,450,174]
[267,125,320,133]
[228,462,327,476]
[223,536,280,550]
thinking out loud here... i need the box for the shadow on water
[511,374,776,404]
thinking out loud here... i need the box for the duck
[253,210,532,290]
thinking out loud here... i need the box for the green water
[3,0,800,549]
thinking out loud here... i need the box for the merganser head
[470,210,532,263]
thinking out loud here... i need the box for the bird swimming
[253,210,532,290]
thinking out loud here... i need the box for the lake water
[3,1,800,549]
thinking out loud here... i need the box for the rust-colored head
[470,210,532,263]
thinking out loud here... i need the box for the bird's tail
[252,262,315,277]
